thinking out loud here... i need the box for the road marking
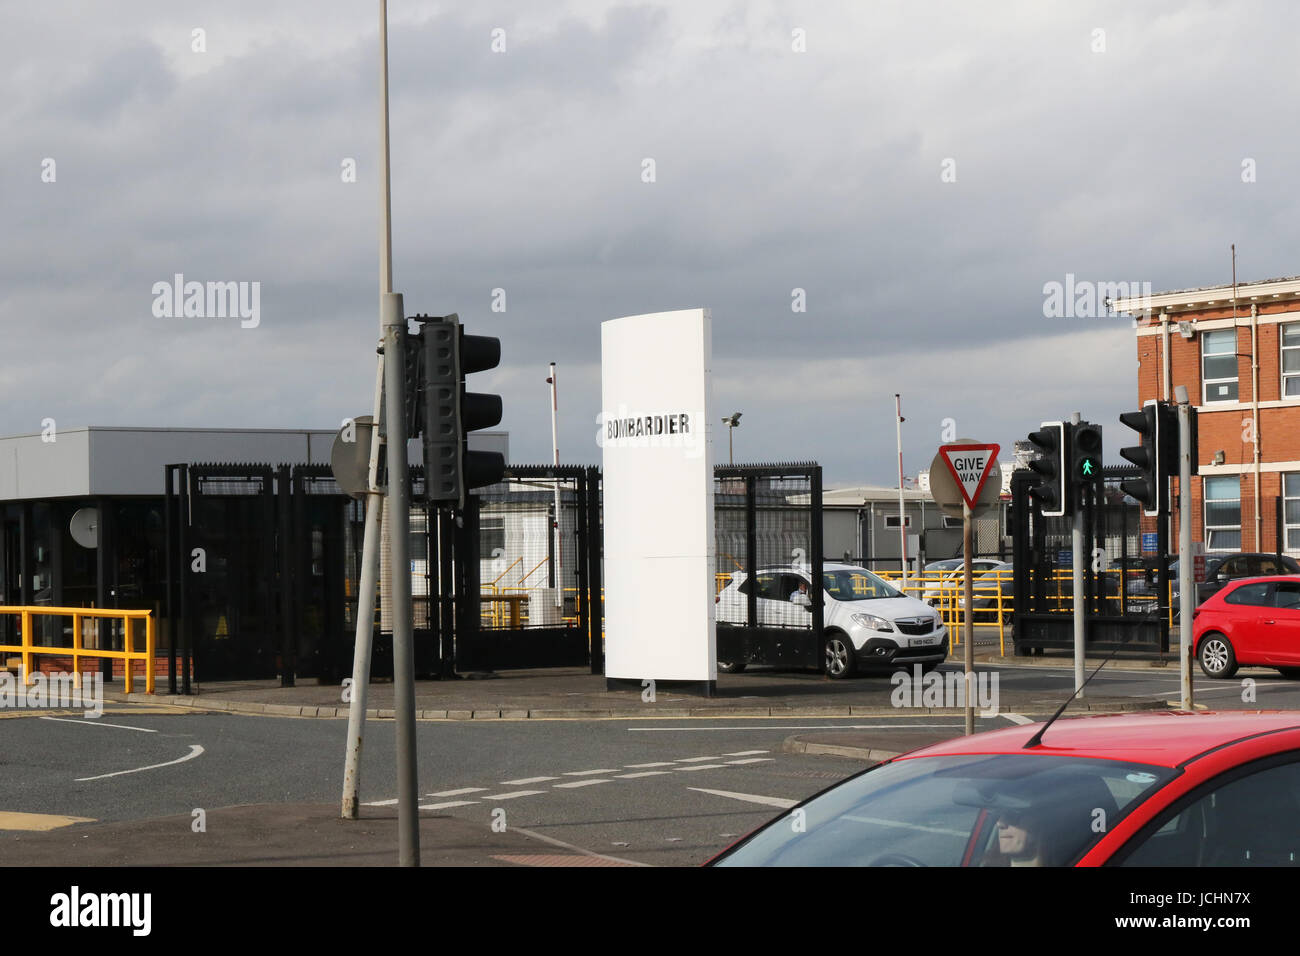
[553,779,611,789]
[615,771,672,779]
[563,769,619,776]
[0,811,96,831]
[480,790,545,800]
[676,756,722,762]
[630,724,967,731]
[1001,713,1033,725]
[624,761,676,768]
[688,787,798,809]
[674,764,728,772]
[363,799,399,806]
[724,758,773,765]
[510,826,649,867]
[74,744,204,781]
[501,777,558,785]
[419,800,478,810]
[38,716,158,733]
[723,750,769,756]
[427,787,488,797]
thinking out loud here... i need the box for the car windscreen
[712,753,1175,867]
[822,568,901,601]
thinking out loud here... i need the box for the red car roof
[897,711,1300,768]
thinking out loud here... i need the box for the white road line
[676,756,723,762]
[674,764,728,772]
[562,769,619,776]
[419,800,479,810]
[688,787,798,809]
[74,744,204,782]
[1001,713,1034,725]
[510,826,649,867]
[480,790,545,801]
[501,777,558,785]
[615,771,672,779]
[362,799,399,807]
[553,779,612,789]
[427,787,489,797]
[39,716,157,733]
[723,750,769,756]
[724,758,773,765]
[629,724,967,731]
[624,761,677,768]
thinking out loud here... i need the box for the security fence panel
[1011,466,1169,656]
[461,465,598,671]
[714,463,823,672]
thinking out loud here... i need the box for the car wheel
[824,634,855,679]
[1198,633,1237,679]
[717,658,747,674]
[1277,668,1300,680]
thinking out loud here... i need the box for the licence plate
[909,637,936,647]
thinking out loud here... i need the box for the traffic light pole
[1071,412,1085,696]
[1177,396,1194,710]
[382,292,420,867]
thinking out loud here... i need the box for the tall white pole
[342,0,398,821]
[895,394,908,585]
[549,363,562,607]
[1071,411,1085,697]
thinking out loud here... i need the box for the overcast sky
[3,1,1295,485]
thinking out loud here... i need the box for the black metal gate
[1011,466,1169,655]
[714,463,824,671]
[454,465,603,672]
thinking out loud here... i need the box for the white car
[715,563,948,678]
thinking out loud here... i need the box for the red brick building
[1112,276,1300,555]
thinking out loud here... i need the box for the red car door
[1269,580,1300,665]
[1217,581,1274,664]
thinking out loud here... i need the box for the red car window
[1224,582,1272,606]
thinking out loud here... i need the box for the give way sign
[938,443,1000,511]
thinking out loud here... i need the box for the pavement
[114,651,1184,720]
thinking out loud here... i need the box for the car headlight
[851,612,893,632]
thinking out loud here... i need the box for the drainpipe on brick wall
[1160,312,1171,403]
[1252,304,1262,549]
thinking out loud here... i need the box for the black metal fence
[714,463,824,671]
[1011,466,1169,655]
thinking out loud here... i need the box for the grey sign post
[930,440,1001,735]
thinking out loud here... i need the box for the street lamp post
[721,412,741,465]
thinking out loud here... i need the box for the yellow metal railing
[0,606,156,695]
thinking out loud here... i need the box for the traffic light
[1071,422,1103,509]
[1118,401,1161,516]
[1026,421,1068,517]
[419,313,505,506]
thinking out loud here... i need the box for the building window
[1203,476,1241,551]
[1285,474,1300,553]
[883,514,912,529]
[1201,329,1239,403]
[1283,323,1300,398]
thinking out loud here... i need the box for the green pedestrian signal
[1081,459,1095,476]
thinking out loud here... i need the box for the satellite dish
[70,508,99,549]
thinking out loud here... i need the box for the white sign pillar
[601,309,716,691]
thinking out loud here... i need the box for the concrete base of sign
[605,677,716,698]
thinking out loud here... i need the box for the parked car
[709,711,1300,866]
[715,563,947,678]
[1193,575,1300,679]
[921,558,1005,606]
[1130,553,1299,611]
[953,562,1015,623]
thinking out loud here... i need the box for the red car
[1193,574,1300,679]
[709,712,1300,866]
